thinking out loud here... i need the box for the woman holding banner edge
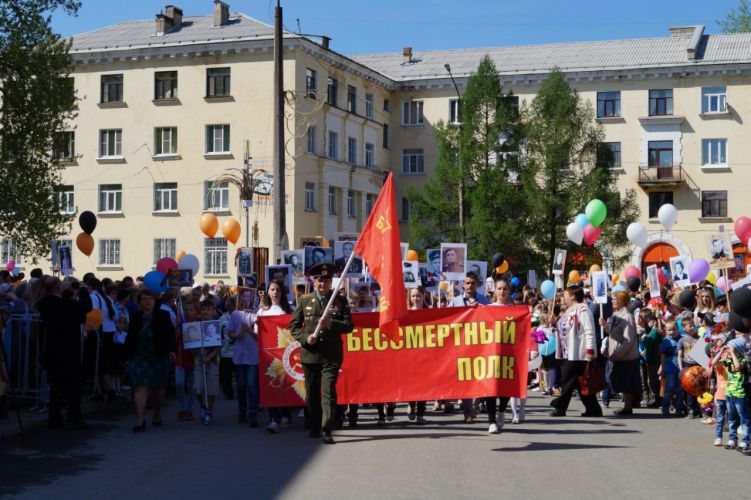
[486,277,513,434]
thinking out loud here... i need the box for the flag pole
[309,250,358,340]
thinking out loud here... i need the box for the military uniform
[289,264,354,440]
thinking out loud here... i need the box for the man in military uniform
[289,263,354,444]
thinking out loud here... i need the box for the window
[365,142,375,168]
[204,238,228,275]
[327,77,338,106]
[702,87,727,113]
[401,197,411,221]
[449,99,462,124]
[305,182,316,212]
[99,129,122,158]
[98,184,122,213]
[702,190,728,218]
[347,137,357,164]
[365,194,375,216]
[327,131,339,160]
[307,126,317,154]
[649,89,673,116]
[154,182,178,212]
[98,239,121,266]
[702,139,727,166]
[155,71,177,100]
[0,240,21,268]
[153,238,176,262]
[205,125,230,154]
[57,186,75,214]
[597,142,621,169]
[402,100,424,126]
[346,190,356,218]
[328,186,337,214]
[365,93,374,119]
[206,68,231,97]
[154,127,177,155]
[648,141,673,167]
[383,124,389,149]
[402,148,424,174]
[100,74,123,103]
[648,191,673,219]
[597,91,621,118]
[347,85,357,114]
[305,68,317,99]
[53,131,75,160]
[383,99,390,112]
[204,181,229,211]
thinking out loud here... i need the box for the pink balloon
[624,265,641,280]
[156,257,178,275]
[5,260,15,273]
[734,216,751,244]
[717,276,733,292]
[583,224,601,246]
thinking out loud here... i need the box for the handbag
[578,361,608,397]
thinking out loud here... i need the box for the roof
[352,31,751,81]
[70,13,292,53]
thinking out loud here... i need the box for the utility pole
[273,0,287,261]
[444,63,464,242]
[243,140,252,248]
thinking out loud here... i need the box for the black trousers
[485,397,510,423]
[551,360,602,415]
[408,401,427,416]
[219,357,235,398]
[303,362,340,433]
[645,364,662,405]
[48,368,82,425]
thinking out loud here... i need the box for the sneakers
[488,422,500,434]
[416,415,427,425]
[266,421,280,434]
[463,416,475,424]
[511,416,520,424]
[386,414,394,422]
[203,412,214,425]
[407,411,416,421]
[725,441,737,450]
[431,401,442,412]
[701,417,714,425]
[739,444,750,454]
[714,438,723,446]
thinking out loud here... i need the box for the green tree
[0,0,80,259]
[719,0,751,32]
[521,69,639,274]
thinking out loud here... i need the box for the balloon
[717,276,733,292]
[538,334,557,356]
[144,270,168,293]
[76,232,94,256]
[510,277,520,287]
[176,249,186,262]
[687,259,709,283]
[495,261,509,274]
[657,204,678,231]
[589,264,601,274]
[612,284,627,293]
[78,210,97,234]
[585,199,607,228]
[706,272,717,285]
[541,280,556,299]
[406,250,419,261]
[574,213,589,228]
[11,268,20,278]
[734,216,751,244]
[199,213,219,238]
[583,224,601,246]
[679,290,696,310]
[86,309,103,330]
[624,265,641,280]
[178,254,200,276]
[156,257,178,275]
[6,260,15,273]
[657,269,668,287]
[627,276,641,292]
[626,222,648,248]
[491,253,505,268]
[222,218,242,245]
[731,287,751,319]
[569,270,580,283]
[611,273,619,285]
[681,366,710,397]
[566,223,583,245]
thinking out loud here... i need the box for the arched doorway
[641,242,679,273]
[631,232,692,270]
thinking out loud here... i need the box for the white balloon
[566,222,583,245]
[178,254,200,276]
[626,222,648,248]
[657,204,678,232]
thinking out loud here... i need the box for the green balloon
[585,199,607,227]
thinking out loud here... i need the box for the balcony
[637,164,685,189]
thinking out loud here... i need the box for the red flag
[354,173,407,340]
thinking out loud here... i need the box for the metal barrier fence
[2,314,47,405]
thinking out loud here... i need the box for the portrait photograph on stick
[440,243,467,282]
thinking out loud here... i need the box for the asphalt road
[1,392,747,499]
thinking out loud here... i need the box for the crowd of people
[0,263,749,453]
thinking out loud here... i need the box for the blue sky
[53,0,741,54]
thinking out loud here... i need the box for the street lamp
[444,63,465,241]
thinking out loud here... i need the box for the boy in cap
[723,337,750,453]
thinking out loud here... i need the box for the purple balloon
[687,258,709,283]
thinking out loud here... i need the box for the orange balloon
[176,249,186,262]
[321,238,330,249]
[86,309,103,330]
[406,249,419,261]
[611,272,620,285]
[76,232,94,256]
[569,270,580,283]
[230,286,238,295]
[495,261,509,274]
[200,213,219,239]
[222,218,241,245]
[589,264,601,274]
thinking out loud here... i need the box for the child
[711,335,730,446]
[659,320,683,416]
[194,299,221,425]
[219,297,236,400]
[677,317,701,417]
[723,337,749,453]
[175,300,196,422]
[640,313,663,408]
[111,316,128,399]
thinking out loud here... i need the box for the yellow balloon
[176,249,186,261]
[589,264,601,274]
[707,272,717,285]
[569,270,580,283]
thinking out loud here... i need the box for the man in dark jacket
[37,277,92,429]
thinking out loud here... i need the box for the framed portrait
[466,260,488,294]
[299,236,323,248]
[304,246,333,273]
[400,242,409,260]
[591,271,608,304]
[426,248,442,282]
[351,282,375,312]
[182,321,204,350]
[58,245,73,277]
[440,243,467,282]
[646,264,661,302]
[238,287,256,311]
[707,233,734,268]
[334,240,364,277]
[281,249,305,281]
[264,264,294,303]
[236,247,253,277]
[402,260,419,289]
[168,269,193,288]
[669,256,690,288]
[527,270,538,289]
[201,320,223,348]
[335,232,359,242]
[552,249,567,275]
[730,253,746,280]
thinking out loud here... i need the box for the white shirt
[92,291,119,333]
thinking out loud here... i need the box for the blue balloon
[539,334,557,356]
[144,270,167,293]
[612,284,627,293]
[541,280,556,299]
[511,276,520,287]
[575,213,589,228]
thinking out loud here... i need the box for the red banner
[258,306,531,407]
